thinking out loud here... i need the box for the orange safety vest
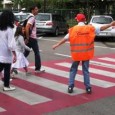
[69,25,95,61]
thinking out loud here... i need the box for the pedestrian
[24,5,45,73]
[11,25,32,77]
[0,10,17,91]
[52,13,115,94]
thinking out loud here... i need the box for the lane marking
[56,62,115,79]
[16,71,85,96]
[99,57,115,62]
[55,53,70,57]
[29,66,115,88]
[0,107,6,112]
[0,81,51,105]
[55,53,115,69]
[39,38,115,50]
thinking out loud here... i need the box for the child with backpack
[11,25,32,77]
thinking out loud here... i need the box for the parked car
[89,15,115,37]
[35,13,69,36]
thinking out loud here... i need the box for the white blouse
[0,27,16,63]
[15,35,31,53]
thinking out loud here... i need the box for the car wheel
[54,28,59,36]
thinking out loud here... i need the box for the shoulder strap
[27,15,35,29]
[28,15,34,20]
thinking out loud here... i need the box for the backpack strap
[27,16,35,36]
[27,16,35,30]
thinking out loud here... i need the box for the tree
[12,0,41,11]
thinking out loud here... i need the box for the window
[92,17,112,24]
[36,14,50,21]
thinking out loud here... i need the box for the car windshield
[92,17,112,24]
[36,14,50,21]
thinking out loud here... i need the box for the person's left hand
[110,21,115,26]
[13,55,17,63]
[52,44,58,50]
[25,39,29,44]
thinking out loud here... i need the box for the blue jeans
[69,60,91,89]
[24,38,41,70]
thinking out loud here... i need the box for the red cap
[75,13,86,22]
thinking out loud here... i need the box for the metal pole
[87,0,89,22]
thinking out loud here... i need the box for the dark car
[36,13,69,36]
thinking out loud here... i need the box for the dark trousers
[0,63,11,87]
[24,38,41,70]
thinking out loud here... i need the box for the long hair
[0,10,14,30]
[15,25,24,38]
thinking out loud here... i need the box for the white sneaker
[10,78,13,81]
[35,69,45,73]
[3,86,16,91]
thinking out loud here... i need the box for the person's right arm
[52,33,69,50]
[25,23,32,44]
[19,36,31,51]
[7,28,17,63]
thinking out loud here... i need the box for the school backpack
[20,15,35,36]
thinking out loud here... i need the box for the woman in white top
[0,10,17,91]
[11,25,32,76]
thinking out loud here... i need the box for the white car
[89,15,114,37]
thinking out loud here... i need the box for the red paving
[0,54,115,115]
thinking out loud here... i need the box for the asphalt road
[28,34,115,62]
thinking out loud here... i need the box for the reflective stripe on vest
[71,47,94,53]
[69,25,95,61]
[70,41,94,46]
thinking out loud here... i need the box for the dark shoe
[68,86,73,93]
[13,69,18,74]
[86,87,92,94]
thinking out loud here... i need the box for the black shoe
[13,69,18,74]
[86,87,92,94]
[68,86,73,93]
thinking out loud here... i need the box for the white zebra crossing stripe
[0,58,114,107]
[0,81,51,105]
[16,71,85,96]
[55,53,115,68]
[0,107,6,112]
[29,65,115,88]
[56,62,115,79]
[90,60,115,69]
[99,57,115,62]
[90,61,115,69]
